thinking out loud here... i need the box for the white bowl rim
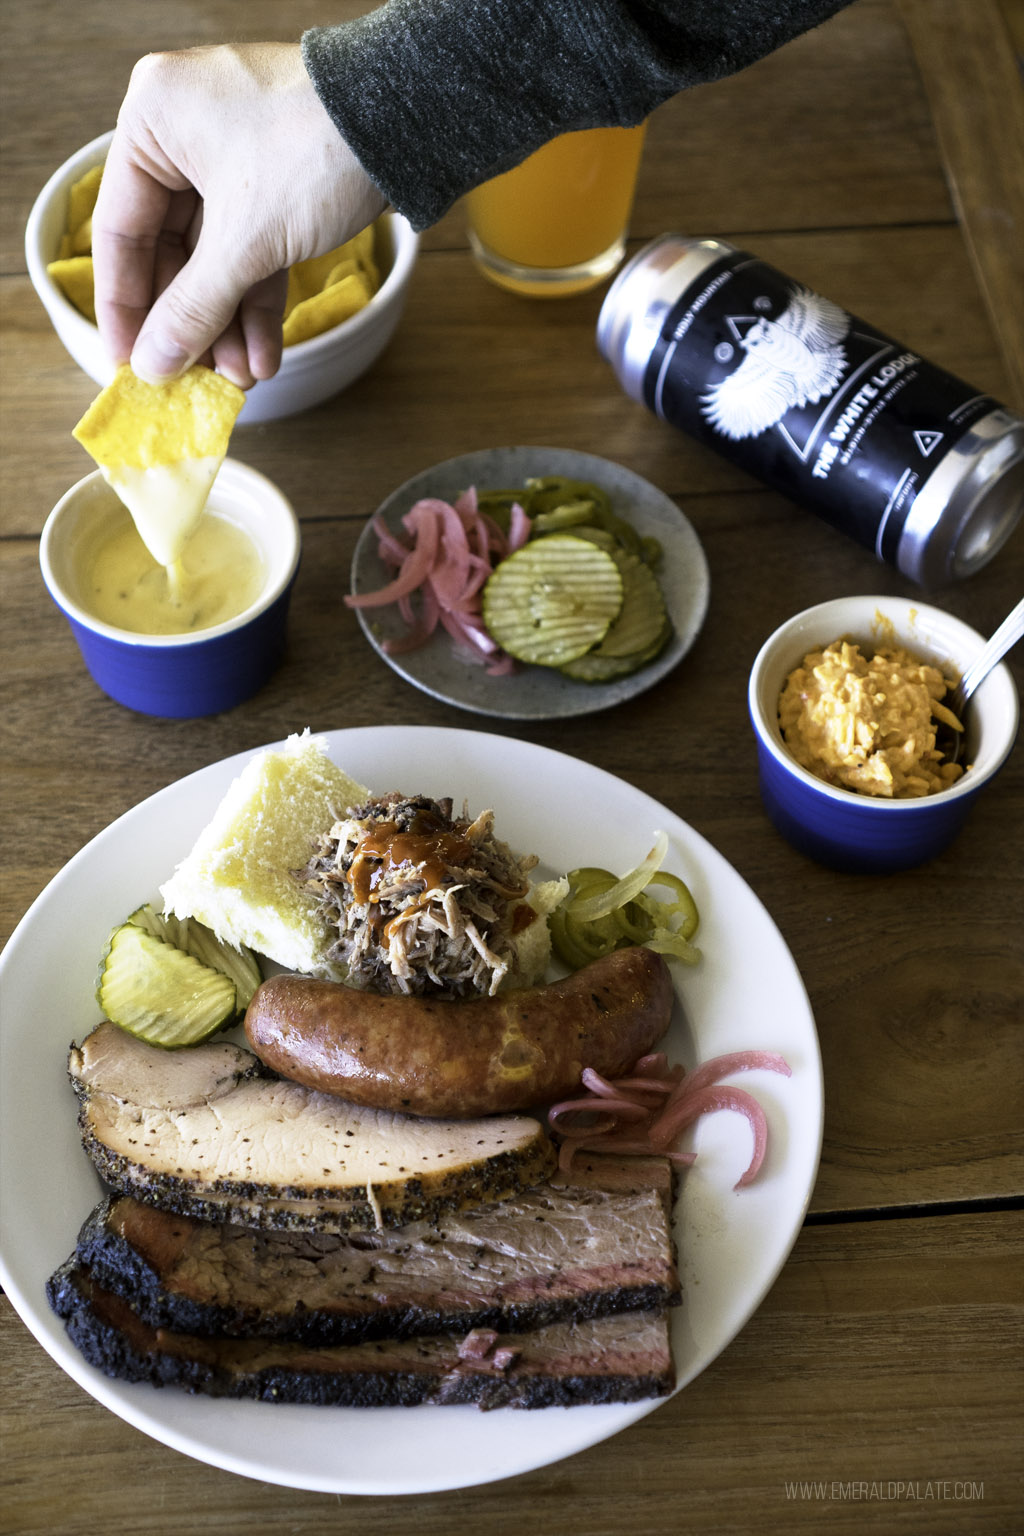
[39,459,301,649]
[25,128,419,360]
[748,594,1020,811]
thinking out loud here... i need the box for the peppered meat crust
[48,1261,675,1410]
[57,1183,680,1345]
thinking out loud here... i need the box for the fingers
[91,41,389,388]
[135,269,287,391]
[92,53,265,383]
[91,142,180,366]
[129,231,254,384]
[238,271,290,382]
[108,199,287,389]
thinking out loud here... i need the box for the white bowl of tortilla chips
[25,130,420,423]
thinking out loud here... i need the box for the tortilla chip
[286,227,378,300]
[49,165,103,319]
[67,164,103,243]
[71,214,93,255]
[282,226,381,336]
[324,258,362,289]
[346,224,380,290]
[47,255,96,323]
[285,250,349,314]
[282,271,373,346]
[72,363,245,470]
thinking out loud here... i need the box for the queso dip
[101,457,223,569]
[83,508,265,635]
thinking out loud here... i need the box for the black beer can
[597,235,1024,585]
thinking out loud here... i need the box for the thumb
[129,241,252,382]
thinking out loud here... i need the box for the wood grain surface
[897,0,1024,408]
[1,1,1022,1532]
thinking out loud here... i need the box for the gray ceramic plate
[350,447,710,719]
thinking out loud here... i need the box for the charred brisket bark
[47,1148,679,1410]
[50,1169,679,1345]
[49,1263,675,1410]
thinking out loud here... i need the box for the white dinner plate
[350,447,710,718]
[0,726,821,1495]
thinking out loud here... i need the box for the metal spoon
[943,596,1024,765]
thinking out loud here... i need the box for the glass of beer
[463,123,647,298]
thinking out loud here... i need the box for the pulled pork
[301,794,537,998]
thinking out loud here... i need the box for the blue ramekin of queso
[40,459,301,718]
[747,595,1019,873]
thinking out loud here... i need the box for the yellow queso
[84,509,265,636]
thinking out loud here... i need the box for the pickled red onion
[547,1048,790,1188]
[666,1050,791,1103]
[344,489,531,670]
[344,503,440,608]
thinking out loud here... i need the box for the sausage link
[245,946,674,1118]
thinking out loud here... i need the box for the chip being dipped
[72,365,245,568]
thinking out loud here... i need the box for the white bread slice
[160,731,367,977]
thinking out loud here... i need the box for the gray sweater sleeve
[302,0,851,229]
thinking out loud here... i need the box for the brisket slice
[48,1262,674,1410]
[49,1154,680,1346]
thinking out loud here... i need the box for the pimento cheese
[778,639,964,798]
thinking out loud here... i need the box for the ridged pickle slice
[97,921,238,1047]
[560,619,673,682]
[482,535,623,666]
[552,526,671,680]
[126,903,262,1008]
[571,527,670,660]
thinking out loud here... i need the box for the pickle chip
[96,922,238,1048]
[126,903,262,1010]
[559,621,672,682]
[482,535,623,666]
[568,526,671,660]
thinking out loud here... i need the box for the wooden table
[2,2,1022,1531]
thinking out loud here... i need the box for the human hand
[93,42,387,388]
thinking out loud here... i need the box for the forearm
[302,0,851,228]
